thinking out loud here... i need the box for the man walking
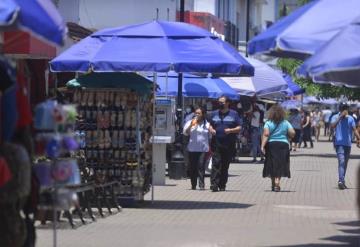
[209,96,241,192]
[331,103,360,190]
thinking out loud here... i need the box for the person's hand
[261,146,266,155]
[224,128,232,134]
[191,118,197,127]
[356,139,360,148]
[209,126,216,135]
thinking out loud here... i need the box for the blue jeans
[335,145,351,183]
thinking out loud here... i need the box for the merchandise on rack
[72,89,152,202]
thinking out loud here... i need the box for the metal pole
[245,0,250,57]
[151,72,157,203]
[177,0,185,134]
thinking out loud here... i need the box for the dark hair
[268,104,286,124]
[218,95,230,103]
[195,106,207,126]
[339,103,349,112]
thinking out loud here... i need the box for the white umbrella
[221,57,288,96]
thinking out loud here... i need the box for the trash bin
[169,143,185,179]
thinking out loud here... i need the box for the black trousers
[211,145,234,189]
[188,152,206,188]
[302,126,313,147]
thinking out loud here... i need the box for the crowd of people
[182,96,360,192]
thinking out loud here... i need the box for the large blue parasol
[152,72,239,100]
[49,20,254,75]
[248,0,360,59]
[298,16,360,87]
[0,0,67,46]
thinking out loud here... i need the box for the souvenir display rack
[72,88,152,204]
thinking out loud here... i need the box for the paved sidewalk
[37,137,360,247]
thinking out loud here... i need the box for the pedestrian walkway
[37,137,360,247]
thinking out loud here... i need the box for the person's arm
[287,122,296,139]
[183,119,195,135]
[209,124,216,135]
[302,116,310,128]
[331,113,344,129]
[224,111,242,134]
[261,127,270,154]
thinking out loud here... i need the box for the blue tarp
[248,0,360,59]
[298,16,360,87]
[50,20,254,75]
[0,0,66,46]
[153,72,239,100]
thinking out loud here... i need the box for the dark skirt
[263,141,290,178]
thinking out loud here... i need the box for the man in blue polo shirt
[209,96,241,192]
[331,103,360,190]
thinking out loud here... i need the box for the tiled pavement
[37,137,360,247]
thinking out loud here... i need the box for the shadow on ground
[141,200,254,210]
[290,153,360,159]
[279,220,360,246]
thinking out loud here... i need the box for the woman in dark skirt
[261,105,295,192]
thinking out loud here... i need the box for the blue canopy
[0,0,67,46]
[283,73,305,96]
[221,57,288,96]
[298,16,360,87]
[50,20,254,75]
[153,72,239,100]
[281,99,301,110]
[248,0,360,59]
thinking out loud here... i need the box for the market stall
[66,72,153,205]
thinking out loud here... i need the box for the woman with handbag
[183,107,212,190]
[261,105,295,192]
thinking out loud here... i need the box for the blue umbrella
[153,72,239,100]
[248,0,360,59]
[281,99,301,110]
[0,0,67,46]
[50,20,254,75]
[220,57,288,96]
[298,16,360,87]
[283,73,305,96]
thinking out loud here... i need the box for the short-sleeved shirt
[251,111,260,128]
[183,120,211,152]
[264,120,293,144]
[322,110,332,123]
[331,113,355,147]
[288,113,302,130]
[209,109,242,147]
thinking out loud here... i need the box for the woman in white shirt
[183,107,212,190]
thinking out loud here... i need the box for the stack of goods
[73,89,152,200]
[32,100,81,210]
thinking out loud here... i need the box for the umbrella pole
[151,72,157,203]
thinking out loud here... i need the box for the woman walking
[183,107,212,190]
[302,111,314,148]
[261,105,295,192]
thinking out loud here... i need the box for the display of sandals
[73,89,152,201]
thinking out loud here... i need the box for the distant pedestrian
[209,96,241,192]
[302,110,314,148]
[331,103,360,190]
[250,105,264,162]
[261,105,295,192]
[288,108,302,151]
[183,107,212,190]
[322,107,332,136]
[312,108,322,142]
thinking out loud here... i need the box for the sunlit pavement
[36,136,360,247]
